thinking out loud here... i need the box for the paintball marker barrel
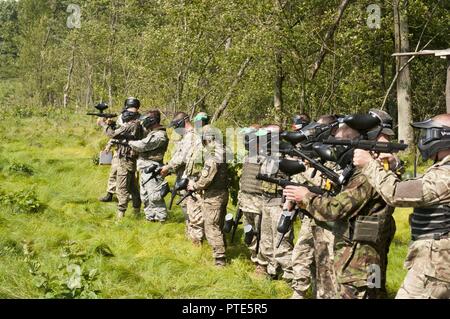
[323,138,408,153]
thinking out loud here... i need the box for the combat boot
[116,211,125,219]
[215,258,226,267]
[192,239,202,247]
[99,192,113,202]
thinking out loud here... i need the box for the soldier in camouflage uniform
[129,110,169,222]
[284,123,392,299]
[99,106,132,203]
[237,126,268,274]
[354,114,450,299]
[187,125,229,266]
[290,115,339,299]
[98,102,144,219]
[258,126,294,281]
[161,112,199,232]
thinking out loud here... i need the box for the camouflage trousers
[291,216,338,298]
[106,152,119,194]
[186,195,204,242]
[116,157,141,213]
[139,167,169,221]
[260,196,294,280]
[238,192,264,266]
[202,190,228,259]
[396,238,450,299]
[291,215,315,293]
[186,190,228,259]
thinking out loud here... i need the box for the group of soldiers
[94,97,450,299]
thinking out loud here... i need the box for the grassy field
[0,110,411,298]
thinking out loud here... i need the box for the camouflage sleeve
[167,132,193,172]
[362,158,450,207]
[301,173,374,222]
[193,158,218,190]
[104,123,129,139]
[129,131,167,153]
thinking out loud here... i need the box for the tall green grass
[0,112,412,298]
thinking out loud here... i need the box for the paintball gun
[256,173,327,195]
[243,213,263,254]
[223,208,243,243]
[142,164,164,187]
[323,138,408,154]
[275,208,302,248]
[87,103,117,119]
[168,178,197,210]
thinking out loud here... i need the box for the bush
[8,162,34,176]
[0,189,42,214]
[25,241,101,299]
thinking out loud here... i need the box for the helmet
[411,119,450,160]
[124,97,141,110]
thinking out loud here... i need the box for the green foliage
[25,241,101,299]
[8,162,34,176]
[0,189,42,214]
[0,0,447,125]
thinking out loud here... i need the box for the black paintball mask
[313,143,353,169]
[292,115,310,131]
[121,109,140,123]
[411,119,450,160]
[169,115,190,135]
[141,115,159,130]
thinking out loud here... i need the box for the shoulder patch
[395,179,423,200]
[202,165,211,177]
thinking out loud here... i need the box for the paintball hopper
[87,103,117,118]
[144,164,160,175]
[95,103,109,113]
[223,214,234,233]
[342,113,380,132]
[277,210,294,234]
[278,158,306,176]
[243,225,255,246]
[313,142,354,169]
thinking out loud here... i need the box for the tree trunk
[393,0,414,145]
[310,0,351,80]
[274,51,284,123]
[211,57,252,123]
[63,45,76,108]
[446,59,450,113]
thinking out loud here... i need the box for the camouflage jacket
[361,155,450,207]
[300,169,392,287]
[104,120,144,160]
[167,128,199,176]
[192,141,228,193]
[128,127,169,170]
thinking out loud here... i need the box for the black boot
[99,192,113,202]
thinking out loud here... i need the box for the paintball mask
[411,119,450,160]
[313,143,353,169]
[121,110,140,123]
[292,115,310,131]
[169,116,189,130]
[141,115,159,130]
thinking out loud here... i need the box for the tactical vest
[140,128,168,162]
[411,205,450,240]
[240,161,263,195]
